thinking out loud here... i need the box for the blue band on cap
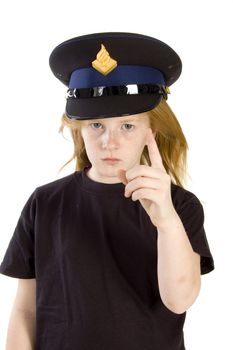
[69,65,165,89]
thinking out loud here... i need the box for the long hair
[58,98,189,188]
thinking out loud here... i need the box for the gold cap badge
[92,44,117,76]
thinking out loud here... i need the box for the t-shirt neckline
[75,165,125,194]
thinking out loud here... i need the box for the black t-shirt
[0,166,215,350]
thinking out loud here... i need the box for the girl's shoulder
[30,171,81,203]
[171,182,203,210]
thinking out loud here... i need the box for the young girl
[0,32,214,350]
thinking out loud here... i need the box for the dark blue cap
[49,32,182,120]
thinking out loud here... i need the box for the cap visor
[66,94,162,120]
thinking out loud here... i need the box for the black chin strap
[66,84,170,100]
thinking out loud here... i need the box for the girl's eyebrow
[122,118,140,122]
[93,117,140,123]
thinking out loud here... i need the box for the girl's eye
[90,123,102,129]
[122,123,134,131]
[90,123,134,130]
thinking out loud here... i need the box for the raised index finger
[146,128,165,170]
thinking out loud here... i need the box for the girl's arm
[157,212,201,314]
[5,278,36,350]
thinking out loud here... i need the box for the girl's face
[80,112,153,184]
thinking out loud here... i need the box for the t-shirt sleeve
[176,193,215,275]
[0,189,37,279]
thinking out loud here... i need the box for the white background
[0,0,232,348]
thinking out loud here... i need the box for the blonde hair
[58,98,189,188]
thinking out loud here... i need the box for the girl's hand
[117,128,177,228]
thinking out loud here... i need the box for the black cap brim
[66,93,162,119]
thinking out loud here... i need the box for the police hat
[49,32,182,120]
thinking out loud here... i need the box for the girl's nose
[101,130,119,149]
